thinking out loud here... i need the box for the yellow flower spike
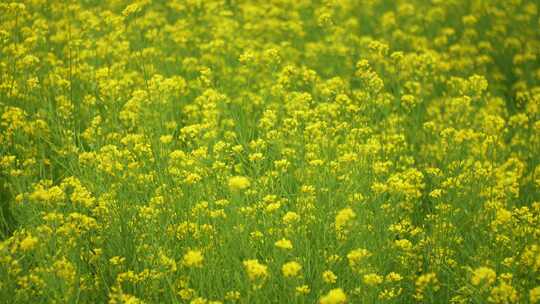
[282,261,302,278]
[19,235,38,251]
[295,285,310,295]
[182,250,204,268]
[414,273,439,301]
[228,176,250,192]
[283,211,300,224]
[319,288,347,304]
[322,270,337,284]
[471,267,497,286]
[347,248,371,269]
[363,273,384,286]
[489,282,518,303]
[243,259,269,283]
[275,238,293,250]
[224,291,240,301]
[159,135,173,144]
[334,207,356,237]
[530,286,540,304]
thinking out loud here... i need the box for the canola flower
[275,238,293,250]
[322,270,337,284]
[363,273,384,286]
[281,261,302,278]
[182,250,204,268]
[243,259,269,282]
[335,207,356,231]
[1,0,540,303]
[319,288,347,304]
[531,286,540,304]
[228,176,251,192]
[295,285,311,295]
[471,267,497,286]
[18,235,38,252]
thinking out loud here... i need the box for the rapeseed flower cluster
[1,0,540,303]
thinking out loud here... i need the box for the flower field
[1,0,540,303]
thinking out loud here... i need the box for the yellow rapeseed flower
[282,261,302,278]
[243,259,269,281]
[19,235,38,251]
[471,267,497,286]
[335,207,356,231]
[275,238,293,250]
[296,285,310,295]
[182,250,204,268]
[322,270,337,284]
[228,176,251,192]
[530,286,540,304]
[363,273,384,286]
[319,288,347,304]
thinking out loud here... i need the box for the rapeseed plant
[1,0,540,303]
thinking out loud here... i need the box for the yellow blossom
[19,235,38,251]
[243,259,269,282]
[471,267,497,286]
[295,285,311,295]
[530,286,540,304]
[182,250,204,268]
[282,261,302,278]
[319,288,347,304]
[363,273,384,286]
[322,270,337,284]
[275,238,293,250]
[228,176,251,192]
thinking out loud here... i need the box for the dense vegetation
[1,0,540,303]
